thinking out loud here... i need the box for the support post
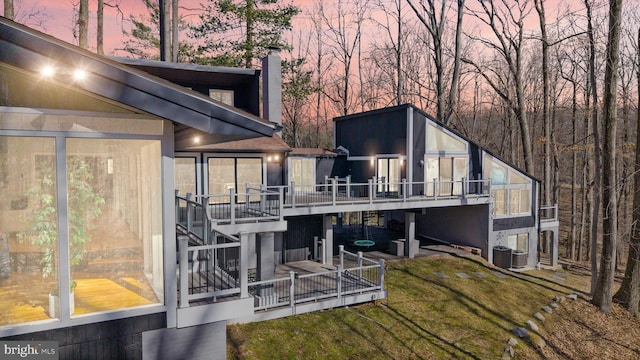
[378,259,385,287]
[346,175,351,198]
[339,245,344,268]
[404,212,416,258]
[289,271,296,313]
[239,232,249,298]
[337,265,343,299]
[323,215,334,265]
[357,251,363,279]
[291,181,296,208]
[178,235,189,308]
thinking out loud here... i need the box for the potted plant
[19,158,104,317]
[48,280,77,318]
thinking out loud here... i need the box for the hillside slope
[228,254,640,359]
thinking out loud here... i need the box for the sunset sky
[1,0,321,55]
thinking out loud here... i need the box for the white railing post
[201,195,209,245]
[260,184,266,214]
[324,175,329,192]
[175,190,180,223]
[433,178,438,200]
[378,259,385,288]
[289,271,296,312]
[229,188,236,224]
[321,238,327,264]
[245,182,250,205]
[402,178,407,201]
[240,232,249,298]
[279,187,284,220]
[339,245,344,267]
[357,251,363,279]
[314,236,319,261]
[291,181,296,208]
[331,178,337,205]
[337,265,343,299]
[369,178,375,203]
[462,177,467,199]
[178,235,189,308]
[346,175,351,198]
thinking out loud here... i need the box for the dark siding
[2,313,166,359]
[335,107,407,156]
[493,216,536,230]
[267,155,284,186]
[283,215,323,262]
[316,157,336,183]
[412,109,426,193]
[416,205,490,258]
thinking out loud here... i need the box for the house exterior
[0,17,558,359]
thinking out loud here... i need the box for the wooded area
[3,0,640,315]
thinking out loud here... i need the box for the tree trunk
[172,0,179,62]
[97,0,104,55]
[4,0,13,20]
[613,26,640,317]
[78,0,89,49]
[535,0,551,211]
[571,80,578,260]
[592,0,622,314]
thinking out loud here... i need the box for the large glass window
[426,123,466,152]
[0,137,58,326]
[290,158,315,189]
[208,157,262,202]
[67,138,163,316]
[175,157,197,197]
[425,157,468,196]
[483,155,532,217]
[377,158,400,192]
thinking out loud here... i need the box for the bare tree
[77,0,89,49]
[614,22,640,317]
[592,0,623,314]
[464,0,535,174]
[406,0,465,124]
[4,0,13,19]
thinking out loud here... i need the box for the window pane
[453,157,467,195]
[510,170,529,184]
[377,159,388,192]
[439,158,453,196]
[484,156,507,185]
[425,158,439,196]
[427,123,466,152]
[493,189,506,216]
[209,89,234,106]
[507,234,517,250]
[208,158,235,203]
[517,234,529,252]
[175,157,197,196]
[388,159,400,192]
[0,137,58,325]
[519,189,531,214]
[67,139,163,316]
[237,158,262,202]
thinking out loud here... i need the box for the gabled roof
[0,17,275,140]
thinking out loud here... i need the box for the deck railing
[176,193,247,308]
[540,204,558,222]
[248,246,384,312]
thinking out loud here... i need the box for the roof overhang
[0,18,276,140]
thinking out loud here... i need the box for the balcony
[174,194,386,327]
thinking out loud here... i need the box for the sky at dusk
[1,0,319,56]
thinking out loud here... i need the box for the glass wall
[483,154,532,217]
[208,157,263,202]
[66,138,163,316]
[377,158,400,192]
[175,157,198,196]
[0,137,58,326]
[425,157,468,196]
[290,158,315,188]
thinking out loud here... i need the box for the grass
[227,254,577,359]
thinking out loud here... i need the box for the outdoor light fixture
[193,136,201,144]
[370,157,375,166]
[41,65,55,78]
[267,154,280,162]
[73,69,87,81]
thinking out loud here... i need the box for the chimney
[262,48,282,134]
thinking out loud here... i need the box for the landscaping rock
[433,272,449,278]
[567,293,578,300]
[513,327,529,338]
[550,302,559,309]
[507,338,519,346]
[534,312,546,322]
[553,296,565,303]
[542,305,553,314]
[455,272,470,279]
[526,320,539,331]
[502,347,512,360]
[473,272,488,278]
[532,336,546,350]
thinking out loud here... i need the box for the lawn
[227,254,589,359]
